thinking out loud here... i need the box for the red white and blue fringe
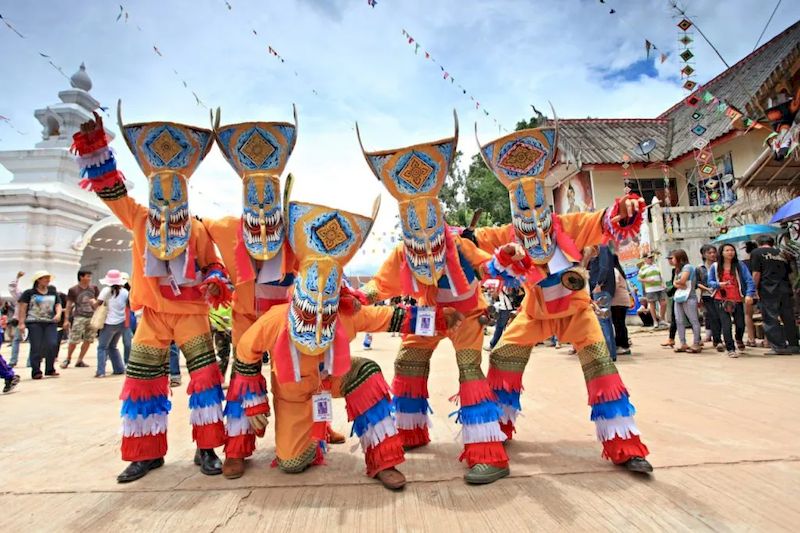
[224,373,268,459]
[586,375,649,463]
[391,375,432,447]
[187,365,226,450]
[119,376,170,461]
[347,372,404,477]
[71,133,126,192]
[455,379,509,468]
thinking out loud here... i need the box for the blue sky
[1,0,798,274]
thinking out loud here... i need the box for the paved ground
[1,329,799,532]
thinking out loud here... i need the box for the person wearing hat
[94,270,129,377]
[62,269,99,369]
[119,272,135,365]
[17,271,62,379]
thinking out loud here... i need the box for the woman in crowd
[610,258,632,356]
[708,243,756,358]
[95,270,128,377]
[17,271,62,379]
[669,249,702,353]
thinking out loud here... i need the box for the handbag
[673,266,695,303]
[90,303,108,331]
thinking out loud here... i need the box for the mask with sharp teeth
[117,102,213,261]
[356,112,457,286]
[213,107,297,261]
[476,120,560,265]
[285,196,379,355]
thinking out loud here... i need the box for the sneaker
[169,376,182,387]
[464,463,510,484]
[727,351,738,358]
[483,345,492,352]
[617,348,632,355]
[60,359,71,369]
[716,344,725,353]
[3,375,20,393]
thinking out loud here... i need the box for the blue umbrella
[713,224,781,244]
[770,196,800,224]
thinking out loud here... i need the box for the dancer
[472,122,653,473]
[231,196,461,489]
[73,108,233,483]
[355,113,527,484]
[200,109,306,477]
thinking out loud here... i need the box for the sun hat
[100,269,125,286]
[31,270,53,282]
[120,272,130,282]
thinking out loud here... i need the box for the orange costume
[356,114,524,482]
[472,124,652,472]
[200,110,298,461]
[230,196,416,480]
[72,108,233,479]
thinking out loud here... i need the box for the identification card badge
[415,306,436,337]
[167,274,182,296]
[312,392,333,422]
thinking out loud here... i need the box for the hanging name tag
[312,392,333,422]
[167,274,182,296]
[415,306,436,337]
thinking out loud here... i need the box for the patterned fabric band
[277,440,324,473]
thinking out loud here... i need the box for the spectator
[637,254,669,329]
[120,273,134,364]
[741,241,760,346]
[55,292,68,361]
[95,270,128,377]
[363,333,373,350]
[661,266,679,348]
[1,354,19,393]
[169,342,181,387]
[669,249,702,353]
[17,271,62,379]
[708,243,755,358]
[750,235,799,355]
[636,297,655,327]
[7,271,24,367]
[611,262,632,356]
[62,270,99,369]
[697,244,722,349]
[588,245,617,361]
[486,286,514,351]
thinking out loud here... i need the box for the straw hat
[31,270,53,282]
[100,269,125,286]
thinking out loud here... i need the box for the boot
[374,467,406,490]
[116,458,165,483]
[194,449,223,475]
[222,457,245,479]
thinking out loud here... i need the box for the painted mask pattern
[120,117,213,261]
[286,200,377,355]
[357,112,458,285]
[214,115,297,261]
[477,127,559,265]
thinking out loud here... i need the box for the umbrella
[713,224,781,244]
[770,196,800,224]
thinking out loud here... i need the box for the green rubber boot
[464,463,510,484]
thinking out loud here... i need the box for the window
[628,177,678,206]
[687,152,736,206]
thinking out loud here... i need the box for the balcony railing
[650,203,720,242]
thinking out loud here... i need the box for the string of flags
[596,2,670,63]
[217,1,320,97]
[115,5,209,108]
[399,29,507,132]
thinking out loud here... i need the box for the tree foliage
[440,112,548,227]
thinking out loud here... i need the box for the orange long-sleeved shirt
[103,195,222,315]
[475,211,606,319]
[203,216,295,317]
[362,235,491,310]
[237,304,400,365]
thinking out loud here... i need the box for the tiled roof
[555,19,800,165]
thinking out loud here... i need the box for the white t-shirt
[98,286,129,326]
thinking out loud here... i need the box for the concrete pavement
[1,330,798,532]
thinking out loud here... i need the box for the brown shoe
[222,458,245,479]
[374,467,406,490]
[661,340,675,348]
[327,428,346,445]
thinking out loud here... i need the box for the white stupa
[0,64,132,293]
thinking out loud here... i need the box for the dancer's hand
[80,111,104,135]
[611,194,645,224]
[248,413,269,437]
[502,242,526,261]
[205,282,221,298]
[442,307,465,332]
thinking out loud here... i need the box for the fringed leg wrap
[456,348,508,466]
[344,358,404,477]
[184,335,225,449]
[223,359,268,458]
[392,347,433,448]
[119,375,171,462]
[487,343,531,440]
[580,341,649,463]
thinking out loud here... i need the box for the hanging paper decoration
[0,13,25,38]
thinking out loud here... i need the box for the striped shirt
[638,264,665,293]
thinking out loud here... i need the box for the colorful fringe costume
[201,109,298,460]
[72,109,232,463]
[356,114,524,471]
[474,125,650,465]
